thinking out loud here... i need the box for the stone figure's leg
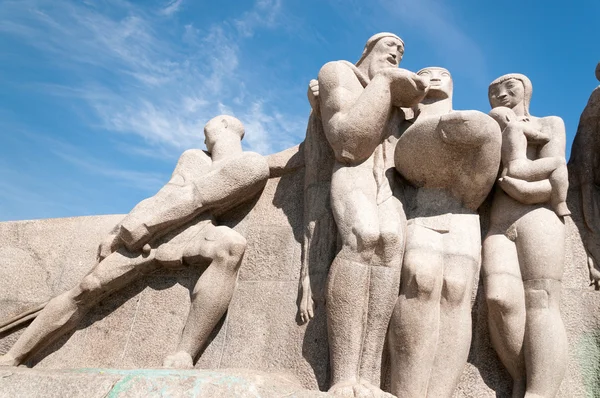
[163,224,246,369]
[516,214,567,398]
[506,157,565,182]
[427,218,480,398]
[482,233,526,397]
[358,196,405,391]
[0,250,157,366]
[120,152,269,251]
[327,175,382,395]
[388,223,444,398]
[549,163,570,216]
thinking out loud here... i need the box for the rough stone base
[0,367,328,398]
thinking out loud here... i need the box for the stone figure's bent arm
[266,144,305,178]
[117,151,269,252]
[498,176,551,205]
[318,62,426,165]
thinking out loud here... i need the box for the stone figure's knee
[380,229,402,249]
[525,288,549,310]
[442,274,469,305]
[214,229,247,263]
[353,224,380,252]
[404,255,441,299]
[73,275,103,302]
[486,288,518,315]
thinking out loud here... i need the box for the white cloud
[160,0,184,16]
[0,0,306,156]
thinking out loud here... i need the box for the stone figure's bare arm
[318,62,395,165]
[499,116,565,204]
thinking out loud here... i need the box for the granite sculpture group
[0,33,597,398]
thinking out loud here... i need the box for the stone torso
[395,111,502,213]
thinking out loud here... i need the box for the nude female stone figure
[483,73,569,398]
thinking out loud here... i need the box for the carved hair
[488,73,533,116]
[356,32,404,67]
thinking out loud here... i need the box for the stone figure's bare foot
[554,201,571,217]
[162,351,193,369]
[0,353,18,367]
[359,379,395,398]
[329,379,393,398]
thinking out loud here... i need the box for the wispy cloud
[160,0,184,16]
[0,0,306,156]
[377,0,488,84]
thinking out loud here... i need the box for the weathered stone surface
[0,368,328,398]
[1,168,600,396]
[0,166,330,391]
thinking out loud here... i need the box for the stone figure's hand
[307,79,320,117]
[97,232,122,261]
[299,274,314,324]
[377,68,429,108]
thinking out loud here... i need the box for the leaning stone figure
[569,62,600,288]
[0,115,270,368]
[483,73,569,397]
[301,33,428,397]
[388,67,502,398]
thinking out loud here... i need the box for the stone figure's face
[489,78,524,109]
[418,67,452,99]
[366,37,404,78]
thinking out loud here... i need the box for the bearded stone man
[302,33,429,397]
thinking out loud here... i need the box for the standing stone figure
[569,62,600,288]
[482,73,569,397]
[389,67,502,398]
[0,115,270,368]
[302,33,428,397]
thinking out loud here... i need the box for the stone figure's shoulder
[317,61,359,87]
[175,149,212,175]
[539,115,566,136]
[178,149,212,164]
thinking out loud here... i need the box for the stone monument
[0,35,599,398]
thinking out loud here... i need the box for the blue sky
[0,0,598,221]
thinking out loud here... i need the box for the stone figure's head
[204,115,245,153]
[417,67,453,100]
[488,73,532,116]
[596,62,600,82]
[488,106,517,130]
[356,32,404,79]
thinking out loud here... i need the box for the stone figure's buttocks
[395,110,501,212]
